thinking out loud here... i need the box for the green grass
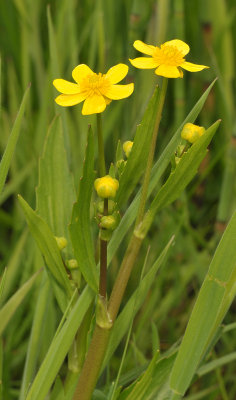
[0,0,235,399]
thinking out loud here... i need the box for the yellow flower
[123,141,133,158]
[129,39,209,78]
[53,64,134,115]
[181,123,205,143]
[94,175,119,198]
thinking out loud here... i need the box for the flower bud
[123,141,133,158]
[100,215,117,230]
[181,123,205,144]
[55,236,67,250]
[94,175,119,198]
[66,259,79,270]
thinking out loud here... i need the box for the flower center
[153,45,184,66]
[80,72,110,96]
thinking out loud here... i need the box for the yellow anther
[94,175,119,198]
[181,123,205,144]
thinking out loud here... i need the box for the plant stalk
[99,198,108,298]
[97,113,106,177]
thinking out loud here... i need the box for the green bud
[100,215,117,230]
[66,259,79,270]
[55,236,67,250]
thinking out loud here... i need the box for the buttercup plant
[9,18,235,399]
[2,3,236,400]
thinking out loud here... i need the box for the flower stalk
[97,114,106,177]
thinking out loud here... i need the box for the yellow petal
[106,64,128,84]
[129,57,158,69]
[133,40,156,55]
[155,65,182,78]
[55,93,86,107]
[163,39,190,56]
[72,64,94,84]
[181,61,209,72]
[106,83,134,100]
[53,79,80,94]
[82,94,106,115]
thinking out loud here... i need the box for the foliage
[0,1,235,399]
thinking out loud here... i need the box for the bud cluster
[94,175,120,241]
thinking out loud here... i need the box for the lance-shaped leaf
[69,127,98,292]
[0,85,30,196]
[116,86,160,206]
[0,269,41,336]
[25,286,94,400]
[18,195,73,312]
[36,115,76,257]
[170,210,236,396]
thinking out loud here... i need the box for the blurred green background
[0,0,235,399]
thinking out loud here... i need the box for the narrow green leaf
[69,127,98,292]
[18,195,73,312]
[0,85,30,196]
[197,352,236,376]
[25,286,94,400]
[0,269,7,307]
[0,270,41,336]
[170,211,236,396]
[36,115,76,256]
[116,86,160,206]
[19,272,51,400]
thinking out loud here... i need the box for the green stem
[72,325,110,400]
[99,198,108,298]
[73,81,168,400]
[135,78,168,228]
[97,113,106,177]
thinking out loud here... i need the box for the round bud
[123,141,133,158]
[55,236,67,250]
[181,123,205,144]
[94,175,119,198]
[66,259,79,270]
[100,215,117,230]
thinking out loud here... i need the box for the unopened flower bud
[100,215,117,230]
[94,175,119,198]
[66,259,79,270]
[181,123,205,144]
[55,236,67,250]
[123,141,133,158]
